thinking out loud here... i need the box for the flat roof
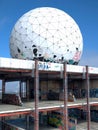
[0,57,98,74]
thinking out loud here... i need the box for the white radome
[10,7,83,64]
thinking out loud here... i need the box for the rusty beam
[0,111,31,117]
[90,103,98,107]
[63,63,68,130]
[39,105,82,112]
[34,60,39,130]
[86,66,91,130]
[39,107,61,112]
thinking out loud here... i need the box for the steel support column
[63,63,68,130]
[34,60,39,130]
[86,66,91,130]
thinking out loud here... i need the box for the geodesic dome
[10,7,83,64]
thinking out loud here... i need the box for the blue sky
[0,0,98,67]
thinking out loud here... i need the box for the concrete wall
[90,80,98,88]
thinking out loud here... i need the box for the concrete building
[0,57,98,130]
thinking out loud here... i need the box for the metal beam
[63,63,68,130]
[86,66,91,130]
[0,111,31,117]
[34,60,39,130]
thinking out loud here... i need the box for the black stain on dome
[61,57,64,60]
[32,45,36,47]
[33,48,37,56]
[53,55,57,58]
[17,47,21,53]
[39,54,42,56]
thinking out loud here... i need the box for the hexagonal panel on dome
[10,7,83,64]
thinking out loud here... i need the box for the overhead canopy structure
[0,57,98,80]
